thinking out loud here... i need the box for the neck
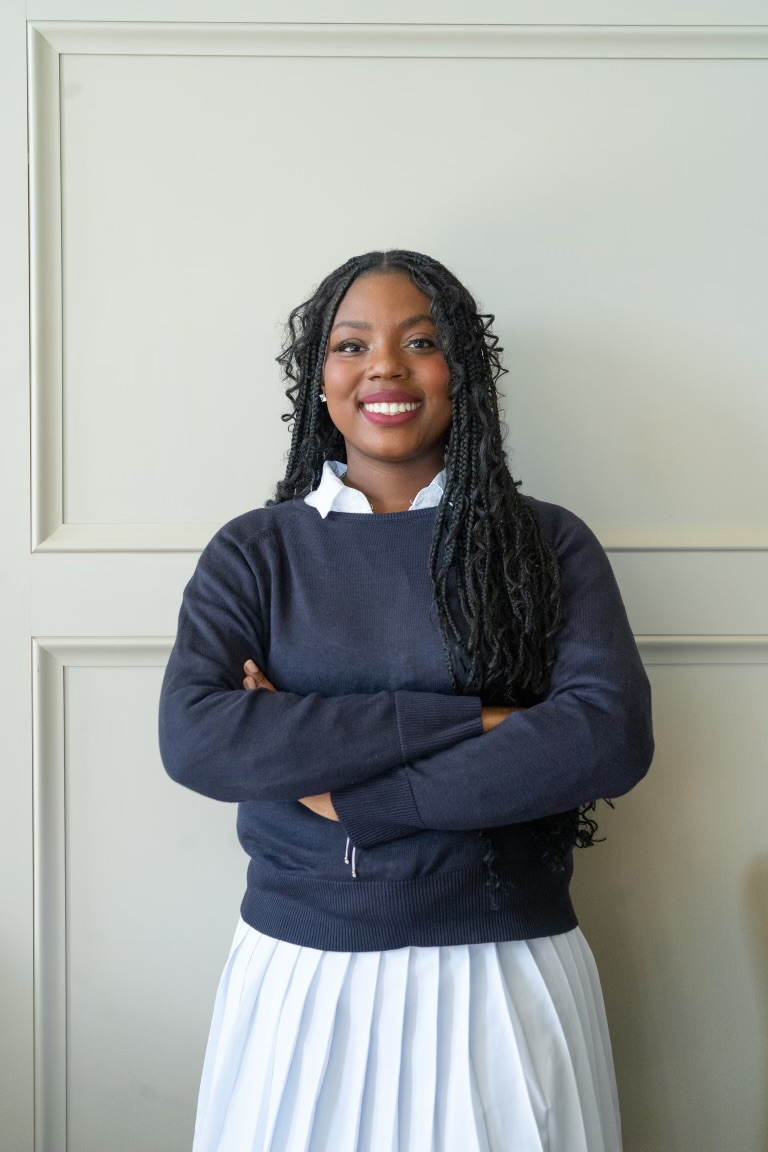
[342,449,445,514]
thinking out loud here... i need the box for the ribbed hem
[240,861,578,953]
[331,767,424,848]
[395,690,484,762]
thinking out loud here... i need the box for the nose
[367,340,407,379]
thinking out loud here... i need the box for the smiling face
[321,270,453,474]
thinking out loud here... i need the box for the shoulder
[519,492,599,549]
[201,498,308,562]
[520,493,617,595]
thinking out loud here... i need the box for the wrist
[481,705,529,732]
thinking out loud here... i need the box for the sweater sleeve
[330,510,654,846]
[157,521,484,803]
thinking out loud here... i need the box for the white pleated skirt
[192,917,622,1152]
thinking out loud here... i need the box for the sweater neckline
[292,496,442,523]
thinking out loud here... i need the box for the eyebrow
[331,313,434,333]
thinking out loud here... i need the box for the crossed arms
[238,657,527,821]
[157,514,654,842]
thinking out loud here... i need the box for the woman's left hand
[242,660,340,822]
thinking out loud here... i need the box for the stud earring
[319,391,327,404]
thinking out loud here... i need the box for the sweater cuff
[394,691,484,762]
[331,767,426,848]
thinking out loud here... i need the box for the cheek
[429,364,452,409]
[322,360,354,391]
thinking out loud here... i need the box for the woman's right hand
[481,705,529,732]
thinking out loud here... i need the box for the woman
[158,248,654,1152]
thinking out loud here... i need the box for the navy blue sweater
[157,494,654,951]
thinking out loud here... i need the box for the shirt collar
[304,459,447,518]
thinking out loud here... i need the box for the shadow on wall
[745,856,768,1152]
[591,879,671,1152]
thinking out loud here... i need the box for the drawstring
[343,836,359,878]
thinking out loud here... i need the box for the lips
[359,401,422,426]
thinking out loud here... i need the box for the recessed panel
[572,662,768,1152]
[64,665,246,1152]
[59,54,768,540]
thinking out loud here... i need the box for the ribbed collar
[304,459,447,519]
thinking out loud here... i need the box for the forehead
[335,270,434,321]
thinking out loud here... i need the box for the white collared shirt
[304,459,447,517]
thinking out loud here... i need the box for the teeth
[362,401,422,414]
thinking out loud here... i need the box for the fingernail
[245,660,256,672]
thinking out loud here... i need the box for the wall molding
[31,523,768,555]
[27,21,768,552]
[32,523,226,553]
[636,634,768,663]
[28,23,768,58]
[31,632,768,663]
[30,631,768,1148]
[31,638,168,1152]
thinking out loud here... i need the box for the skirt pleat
[435,944,490,1152]
[192,919,622,1152]
[356,946,410,1152]
[397,946,440,1151]
[470,938,551,1148]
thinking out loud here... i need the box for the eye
[334,340,364,353]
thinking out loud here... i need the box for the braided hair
[265,248,607,908]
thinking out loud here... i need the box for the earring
[319,391,327,404]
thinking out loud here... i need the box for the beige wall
[2,3,766,1149]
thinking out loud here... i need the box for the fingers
[242,659,276,692]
